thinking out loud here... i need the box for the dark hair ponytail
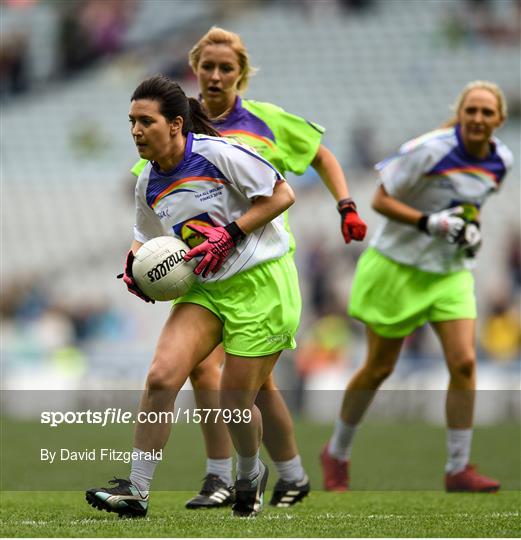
[187,97,220,137]
[131,75,220,137]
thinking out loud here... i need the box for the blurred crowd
[441,0,521,47]
[3,0,520,102]
[1,274,128,375]
[479,231,521,363]
[1,0,137,101]
[0,29,29,98]
[58,0,136,76]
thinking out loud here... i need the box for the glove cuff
[417,214,430,234]
[224,221,246,245]
[337,198,357,214]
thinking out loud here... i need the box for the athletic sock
[446,428,473,474]
[207,457,233,486]
[236,450,260,481]
[273,454,306,483]
[129,447,161,494]
[328,418,357,461]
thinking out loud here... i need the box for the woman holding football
[86,74,300,518]
[131,26,367,510]
[320,80,512,494]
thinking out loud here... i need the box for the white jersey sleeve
[377,146,432,198]
[200,138,283,200]
[376,129,453,199]
[134,162,163,244]
[493,138,514,191]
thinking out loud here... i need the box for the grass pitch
[1,490,519,537]
[1,419,519,537]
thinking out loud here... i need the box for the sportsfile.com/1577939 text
[40,408,252,427]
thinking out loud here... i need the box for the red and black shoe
[445,464,500,493]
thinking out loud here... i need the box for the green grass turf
[1,418,520,536]
[1,490,519,537]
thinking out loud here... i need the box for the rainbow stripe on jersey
[425,166,498,186]
[145,152,228,209]
[149,177,227,209]
[219,129,276,150]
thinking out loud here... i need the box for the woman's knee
[362,361,395,384]
[363,330,403,385]
[147,357,182,391]
[147,366,171,391]
[448,353,476,379]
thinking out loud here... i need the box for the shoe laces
[200,473,225,495]
[274,478,293,490]
[108,477,131,488]
[275,475,308,491]
[235,477,258,493]
[235,478,254,489]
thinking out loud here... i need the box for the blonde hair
[188,27,256,93]
[443,80,507,127]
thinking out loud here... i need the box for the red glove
[183,222,245,278]
[117,250,155,303]
[338,198,367,243]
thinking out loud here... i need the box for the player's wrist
[417,214,430,233]
[337,198,357,215]
[224,221,246,245]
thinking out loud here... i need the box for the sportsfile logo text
[41,408,135,427]
[40,407,252,427]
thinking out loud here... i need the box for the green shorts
[348,248,476,338]
[174,254,301,356]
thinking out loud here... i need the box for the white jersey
[134,132,289,282]
[370,125,513,274]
